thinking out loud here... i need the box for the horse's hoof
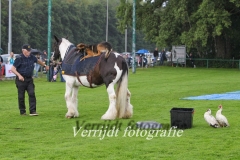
[122,115,132,119]
[101,114,116,120]
[66,115,74,119]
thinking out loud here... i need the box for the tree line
[117,0,240,59]
[1,0,239,59]
[0,0,155,54]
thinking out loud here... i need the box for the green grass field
[0,66,240,160]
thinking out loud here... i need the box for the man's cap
[22,44,32,51]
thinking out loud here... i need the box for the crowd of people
[124,48,168,68]
[123,48,198,68]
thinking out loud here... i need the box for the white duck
[204,109,219,128]
[216,104,230,127]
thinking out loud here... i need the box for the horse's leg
[71,85,79,117]
[65,80,77,118]
[101,83,117,120]
[123,89,133,119]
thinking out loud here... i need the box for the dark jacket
[153,50,158,57]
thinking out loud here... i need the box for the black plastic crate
[170,108,194,129]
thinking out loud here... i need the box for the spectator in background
[42,50,48,64]
[41,50,48,73]
[52,66,58,82]
[51,58,65,82]
[7,52,16,64]
[160,49,166,65]
[58,59,65,82]
[7,52,16,79]
[189,53,196,68]
[33,53,41,78]
[153,48,158,64]
[0,55,3,81]
[49,53,55,81]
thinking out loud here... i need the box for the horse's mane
[62,38,74,46]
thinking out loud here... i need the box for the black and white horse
[53,36,133,120]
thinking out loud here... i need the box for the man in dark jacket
[11,44,49,116]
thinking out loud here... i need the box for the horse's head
[53,35,62,61]
[53,35,73,61]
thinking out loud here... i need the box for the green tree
[0,0,154,54]
[117,0,240,58]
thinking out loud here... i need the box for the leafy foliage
[117,0,240,58]
[0,0,155,54]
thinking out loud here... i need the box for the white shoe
[30,112,39,116]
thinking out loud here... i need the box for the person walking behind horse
[42,50,48,63]
[40,50,48,74]
[42,50,48,67]
[33,53,41,78]
[11,44,49,116]
[153,48,158,65]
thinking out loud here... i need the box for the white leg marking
[64,76,79,118]
[72,86,79,117]
[101,83,117,120]
[123,89,133,118]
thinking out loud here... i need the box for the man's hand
[18,75,24,81]
[45,66,50,71]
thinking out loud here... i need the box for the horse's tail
[116,65,128,118]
